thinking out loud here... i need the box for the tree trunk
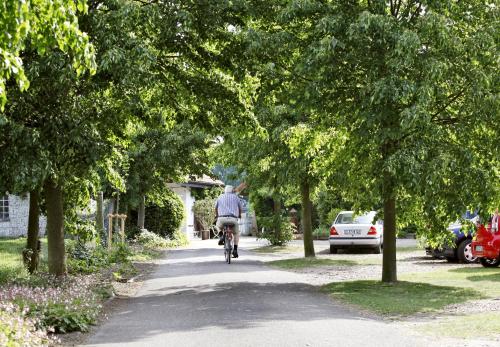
[382,168,397,283]
[301,180,315,257]
[44,177,66,276]
[137,194,145,229]
[24,190,40,274]
[96,191,105,243]
[273,196,281,243]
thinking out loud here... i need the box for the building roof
[183,175,224,188]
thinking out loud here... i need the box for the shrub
[66,243,110,274]
[193,198,217,231]
[0,302,53,346]
[136,229,188,249]
[144,192,185,238]
[398,224,418,238]
[258,217,295,246]
[125,224,142,240]
[108,243,132,264]
[168,230,189,247]
[136,230,170,249]
[250,190,293,245]
[312,227,330,239]
[314,190,351,227]
[65,218,97,244]
[326,208,342,227]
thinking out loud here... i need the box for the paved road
[82,238,429,347]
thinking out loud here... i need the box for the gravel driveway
[247,238,500,311]
[251,238,475,285]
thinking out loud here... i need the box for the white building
[0,194,47,237]
[1,176,254,240]
[168,175,224,239]
[168,178,257,239]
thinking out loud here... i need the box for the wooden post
[107,214,113,249]
[120,215,126,243]
[115,192,120,233]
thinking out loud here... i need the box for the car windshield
[336,212,376,224]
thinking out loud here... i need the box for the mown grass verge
[416,312,500,338]
[400,267,500,297]
[395,246,422,253]
[0,238,29,284]
[269,257,358,268]
[252,245,303,254]
[321,280,480,316]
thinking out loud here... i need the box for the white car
[329,211,383,254]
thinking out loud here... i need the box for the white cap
[224,185,233,193]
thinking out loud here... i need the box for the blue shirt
[216,193,242,218]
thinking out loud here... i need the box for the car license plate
[475,245,483,252]
[344,229,361,235]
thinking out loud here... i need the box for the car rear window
[336,212,377,224]
[336,213,353,224]
[354,214,376,224]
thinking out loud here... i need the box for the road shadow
[83,281,372,345]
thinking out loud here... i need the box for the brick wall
[0,195,47,237]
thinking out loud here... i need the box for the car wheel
[373,243,381,254]
[479,257,500,268]
[445,256,457,263]
[457,239,477,264]
[330,245,338,254]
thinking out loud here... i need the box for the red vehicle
[471,219,500,267]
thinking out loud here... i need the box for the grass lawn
[0,238,28,284]
[396,246,422,253]
[252,245,303,254]
[400,267,500,298]
[322,267,500,317]
[268,257,358,268]
[417,312,500,338]
[0,237,50,284]
[321,280,480,316]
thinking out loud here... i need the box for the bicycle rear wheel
[225,245,231,264]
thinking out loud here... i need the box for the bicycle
[222,223,235,264]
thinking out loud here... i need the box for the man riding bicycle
[215,185,243,258]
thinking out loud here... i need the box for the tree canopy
[222,0,499,281]
[0,0,95,109]
[0,0,498,281]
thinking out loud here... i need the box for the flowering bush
[135,229,188,249]
[0,302,54,346]
[1,275,102,333]
[136,230,170,248]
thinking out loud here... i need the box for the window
[0,195,9,221]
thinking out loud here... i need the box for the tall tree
[223,1,498,281]
[218,1,341,257]
[250,0,499,282]
[1,0,249,274]
[125,123,211,228]
[0,0,95,108]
